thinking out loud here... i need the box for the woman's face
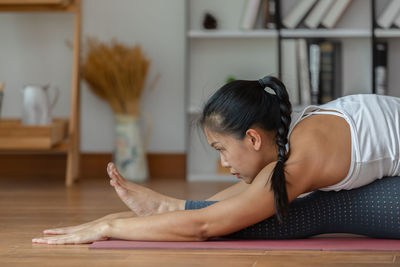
[204,127,271,184]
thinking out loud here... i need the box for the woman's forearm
[104,211,137,220]
[206,181,248,201]
[105,210,207,241]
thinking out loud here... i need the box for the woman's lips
[232,173,241,178]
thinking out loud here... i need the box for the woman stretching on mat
[33,76,400,245]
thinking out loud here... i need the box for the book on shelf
[307,40,342,105]
[332,41,343,100]
[319,41,336,104]
[282,39,343,106]
[304,0,335,29]
[263,0,277,29]
[282,0,317,29]
[376,0,400,29]
[240,0,262,30]
[393,8,400,28]
[282,39,300,105]
[374,42,388,95]
[309,42,320,105]
[296,39,311,106]
[321,0,352,29]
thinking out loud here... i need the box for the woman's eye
[215,148,223,151]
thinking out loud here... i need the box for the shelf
[187,173,237,182]
[0,0,70,3]
[280,29,371,38]
[0,139,69,153]
[375,29,400,38]
[0,118,68,150]
[0,0,76,12]
[188,29,278,39]
[188,29,371,39]
[188,104,307,115]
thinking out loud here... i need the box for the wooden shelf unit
[0,0,81,186]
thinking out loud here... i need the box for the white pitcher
[22,84,59,125]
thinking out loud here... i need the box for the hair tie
[258,76,271,89]
[258,76,276,95]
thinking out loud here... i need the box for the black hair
[200,76,292,222]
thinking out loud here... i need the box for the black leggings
[185,176,400,239]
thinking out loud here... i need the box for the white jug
[22,84,59,125]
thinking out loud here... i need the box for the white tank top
[287,94,400,191]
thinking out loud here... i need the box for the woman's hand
[41,211,134,235]
[32,221,110,245]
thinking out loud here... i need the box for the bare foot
[107,162,184,216]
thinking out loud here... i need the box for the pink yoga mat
[89,238,400,251]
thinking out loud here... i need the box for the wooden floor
[1,175,399,267]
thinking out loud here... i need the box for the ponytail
[258,76,292,223]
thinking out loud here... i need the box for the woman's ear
[245,128,262,151]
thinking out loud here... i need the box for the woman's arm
[205,180,249,201]
[33,161,311,244]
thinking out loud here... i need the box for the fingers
[43,228,68,235]
[33,233,108,245]
[43,225,85,235]
[32,234,88,245]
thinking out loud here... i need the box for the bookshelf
[185,0,395,182]
[0,0,81,186]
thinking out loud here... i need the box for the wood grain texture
[0,119,68,149]
[0,153,186,180]
[0,0,76,12]
[0,175,399,266]
[0,0,71,4]
[65,0,81,186]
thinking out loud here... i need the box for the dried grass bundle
[81,37,150,115]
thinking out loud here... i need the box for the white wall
[0,0,185,153]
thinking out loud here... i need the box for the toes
[114,183,127,196]
[109,166,127,185]
[107,162,116,177]
[110,178,121,187]
[107,162,129,187]
[112,168,128,184]
[107,166,119,181]
[107,163,114,177]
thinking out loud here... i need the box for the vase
[113,113,149,182]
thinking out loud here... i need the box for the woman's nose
[220,155,230,168]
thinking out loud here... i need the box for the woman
[32,76,400,244]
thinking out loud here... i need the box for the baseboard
[0,153,186,180]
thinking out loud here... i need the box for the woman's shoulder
[286,113,352,191]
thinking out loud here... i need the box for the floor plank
[0,176,399,266]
